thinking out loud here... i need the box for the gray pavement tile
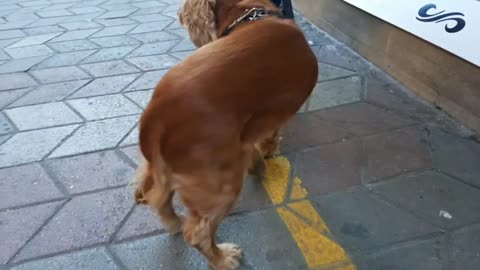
[97,9,137,19]
[49,29,100,43]
[119,126,139,147]
[317,62,356,82]
[67,94,142,120]
[79,60,140,77]
[49,115,137,158]
[0,163,64,209]
[125,89,153,108]
[47,40,99,52]
[119,145,141,164]
[316,102,418,136]
[14,188,133,262]
[132,6,168,16]
[131,13,173,23]
[132,0,167,8]
[89,35,140,48]
[124,69,167,91]
[0,114,14,135]
[311,187,440,252]
[161,4,180,13]
[26,17,66,28]
[36,9,73,18]
[9,80,89,107]
[41,3,75,11]
[68,7,105,14]
[0,39,20,50]
[80,46,137,64]
[0,125,78,167]
[0,56,49,73]
[33,50,96,69]
[127,40,177,57]
[126,54,178,71]
[372,171,480,230]
[164,19,182,30]
[170,39,196,52]
[354,236,448,270]
[0,52,10,62]
[429,128,480,188]
[44,150,135,194]
[0,30,26,40]
[114,205,165,241]
[308,76,362,111]
[233,176,273,214]
[4,45,54,59]
[60,12,104,23]
[130,31,180,43]
[69,74,139,98]
[311,44,375,77]
[71,0,106,8]
[90,25,137,38]
[167,28,189,38]
[0,20,36,31]
[0,73,37,91]
[363,126,432,182]
[170,50,194,61]
[451,224,480,270]
[22,26,66,35]
[10,247,120,270]
[19,0,50,7]
[5,102,83,131]
[100,3,135,11]
[129,20,172,34]
[30,66,90,83]
[95,18,138,26]
[59,21,103,30]
[0,135,11,146]
[0,88,32,109]
[0,201,62,265]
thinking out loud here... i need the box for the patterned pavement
[1,0,480,269]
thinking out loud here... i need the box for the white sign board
[343,0,480,67]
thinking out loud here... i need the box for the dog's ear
[178,0,217,47]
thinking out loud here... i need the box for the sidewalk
[1,0,480,269]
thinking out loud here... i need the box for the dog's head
[178,0,218,47]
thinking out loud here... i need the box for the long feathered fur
[178,0,217,47]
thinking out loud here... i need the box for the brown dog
[134,0,318,269]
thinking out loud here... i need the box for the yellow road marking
[262,157,356,269]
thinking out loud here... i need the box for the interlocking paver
[19,0,50,7]
[451,224,480,270]
[48,28,100,43]
[126,54,178,71]
[30,66,90,83]
[0,88,32,109]
[48,39,99,52]
[0,20,35,31]
[114,205,165,241]
[170,50,194,60]
[80,60,139,77]
[5,102,82,130]
[68,6,105,15]
[22,25,65,35]
[69,74,139,98]
[119,145,141,164]
[67,94,141,120]
[129,20,172,34]
[169,38,195,52]
[0,201,62,265]
[10,248,120,270]
[0,55,48,73]
[318,62,356,82]
[80,46,137,64]
[89,35,140,48]
[127,40,177,57]
[132,6,168,16]
[124,69,167,91]
[95,17,138,27]
[59,21,102,30]
[125,90,153,108]
[168,28,189,38]
[308,76,362,111]
[41,3,75,11]
[0,125,78,167]
[0,134,11,145]
[33,50,96,69]
[14,188,132,262]
[132,0,167,9]
[0,30,26,40]
[0,113,14,135]
[0,163,64,209]
[90,24,137,38]
[49,115,137,158]
[130,31,180,43]
[131,13,173,23]
[97,9,137,19]
[9,80,89,107]
[5,45,54,59]
[60,12,103,23]
[26,17,66,28]
[37,9,73,18]
[0,73,37,91]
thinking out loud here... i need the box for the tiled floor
[1,0,480,269]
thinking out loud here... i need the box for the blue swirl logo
[416,4,466,33]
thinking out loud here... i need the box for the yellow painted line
[262,157,356,269]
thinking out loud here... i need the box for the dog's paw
[163,215,185,235]
[214,243,242,270]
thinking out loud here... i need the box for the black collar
[221,7,284,37]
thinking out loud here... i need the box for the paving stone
[60,12,104,23]
[0,73,37,91]
[26,17,66,28]
[130,31,180,43]
[90,35,140,48]
[312,187,440,252]
[97,9,137,19]
[41,3,75,11]
[127,54,178,71]
[165,19,181,30]
[49,116,137,158]
[311,44,375,76]
[59,21,103,30]
[170,39,196,52]
[0,201,62,265]
[0,125,78,167]
[95,17,138,26]
[132,6,168,16]
[37,9,73,18]
[0,30,26,40]
[80,60,139,77]
[125,69,167,91]
[22,25,66,35]
[317,102,417,136]
[0,134,11,145]
[80,46,137,64]
[5,102,82,131]
[114,205,164,241]
[233,176,273,214]
[90,25,137,38]
[132,0,167,8]
[67,94,141,120]
[317,62,356,82]
[0,163,64,209]
[354,236,448,270]
[451,224,480,270]
[69,74,138,98]
[131,13,173,23]
[68,6,105,14]
[14,188,133,262]
[48,40,99,52]
[280,110,350,153]
[170,50,194,60]
[33,50,96,69]
[30,66,90,83]
[129,20,171,34]
[167,28,189,38]
[49,29,100,43]
[10,247,120,270]
[0,55,48,73]
[44,150,134,194]
[119,145,141,164]
[0,52,10,62]
[308,76,362,111]
[0,114,14,135]
[19,0,50,7]
[0,20,36,31]
[372,171,480,230]
[429,128,480,188]
[71,0,105,8]
[5,44,54,58]
[127,40,177,57]
[9,80,89,107]
[363,126,432,182]
[124,89,153,108]
[0,39,20,50]
[0,88,32,109]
